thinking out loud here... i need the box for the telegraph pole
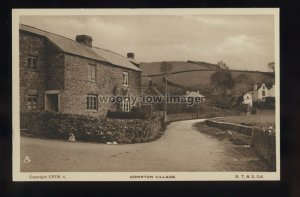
[164,76,168,124]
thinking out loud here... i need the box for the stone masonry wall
[60,54,141,117]
[20,30,142,117]
[205,119,276,168]
[45,43,65,90]
[21,111,164,144]
[19,31,46,112]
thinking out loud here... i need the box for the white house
[186,91,205,103]
[268,84,275,97]
[247,83,269,102]
[242,93,253,107]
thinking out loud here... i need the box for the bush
[106,110,146,119]
[21,111,164,143]
[265,97,275,109]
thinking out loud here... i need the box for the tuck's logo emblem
[24,155,31,164]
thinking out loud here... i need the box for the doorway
[45,93,59,112]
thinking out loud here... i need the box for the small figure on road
[24,155,31,163]
[69,132,76,142]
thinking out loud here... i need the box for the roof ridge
[20,23,126,58]
[93,46,127,59]
[20,23,79,43]
[20,23,141,72]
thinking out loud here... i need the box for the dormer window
[122,72,128,86]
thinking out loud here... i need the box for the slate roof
[248,83,271,92]
[20,24,141,72]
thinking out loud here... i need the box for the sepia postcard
[12,8,280,181]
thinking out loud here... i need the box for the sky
[20,15,275,72]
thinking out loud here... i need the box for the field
[140,61,274,90]
[210,110,275,127]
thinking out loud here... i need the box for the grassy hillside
[140,61,275,96]
[140,61,216,76]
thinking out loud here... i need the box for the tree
[210,61,234,101]
[217,60,229,70]
[160,61,173,76]
[160,62,173,123]
[268,62,275,72]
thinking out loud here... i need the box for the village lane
[21,119,268,172]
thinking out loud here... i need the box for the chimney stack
[127,52,135,59]
[76,35,92,47]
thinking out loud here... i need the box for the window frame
[27,94,38,109]
[122,71,129,87]
[122,97,130,112]
[86,94,98,111]
[27,55,38,71]
[87,64,96,82]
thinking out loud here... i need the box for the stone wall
[205,120,253,136]
[205,119,276,168]
[20,111,164,144]
[20,31,142,117]
[60,54,141,117]
[167,113,198,122]
[19,31,47,112]
[45,43,65,90]
[251,128,276,169]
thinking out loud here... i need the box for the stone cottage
[20,24,142,117]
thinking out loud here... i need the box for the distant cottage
[241,83,275,107]
[20,24,142,117]
[247,83,273,102]
[186,91,205,103]
[242,93,253,107]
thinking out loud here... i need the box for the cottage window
[27,95,38,109]
[87,94,98,110]
[87,64,96,82]
[27,56,38,71]
[122,72,128,86]
[262,91,265,96]
[122,98,130,112]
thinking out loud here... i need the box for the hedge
[106,110,146,119]
[20,111,164,144]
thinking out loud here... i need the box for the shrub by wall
[251,128,276,169]
[107,110,146,119]
[20,111,164,144]
[205,119,276,169]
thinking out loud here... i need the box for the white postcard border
[12,8,280,181]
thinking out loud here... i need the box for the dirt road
[21,119,270,172]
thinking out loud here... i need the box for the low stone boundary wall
[205,120,253,136]
[20,111,164,144]
[251,128,276,168]
[205,119,276,168]
[167,113,198,122]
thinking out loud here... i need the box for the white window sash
[122,72,128,86]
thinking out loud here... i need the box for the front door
[45,94,59,112]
